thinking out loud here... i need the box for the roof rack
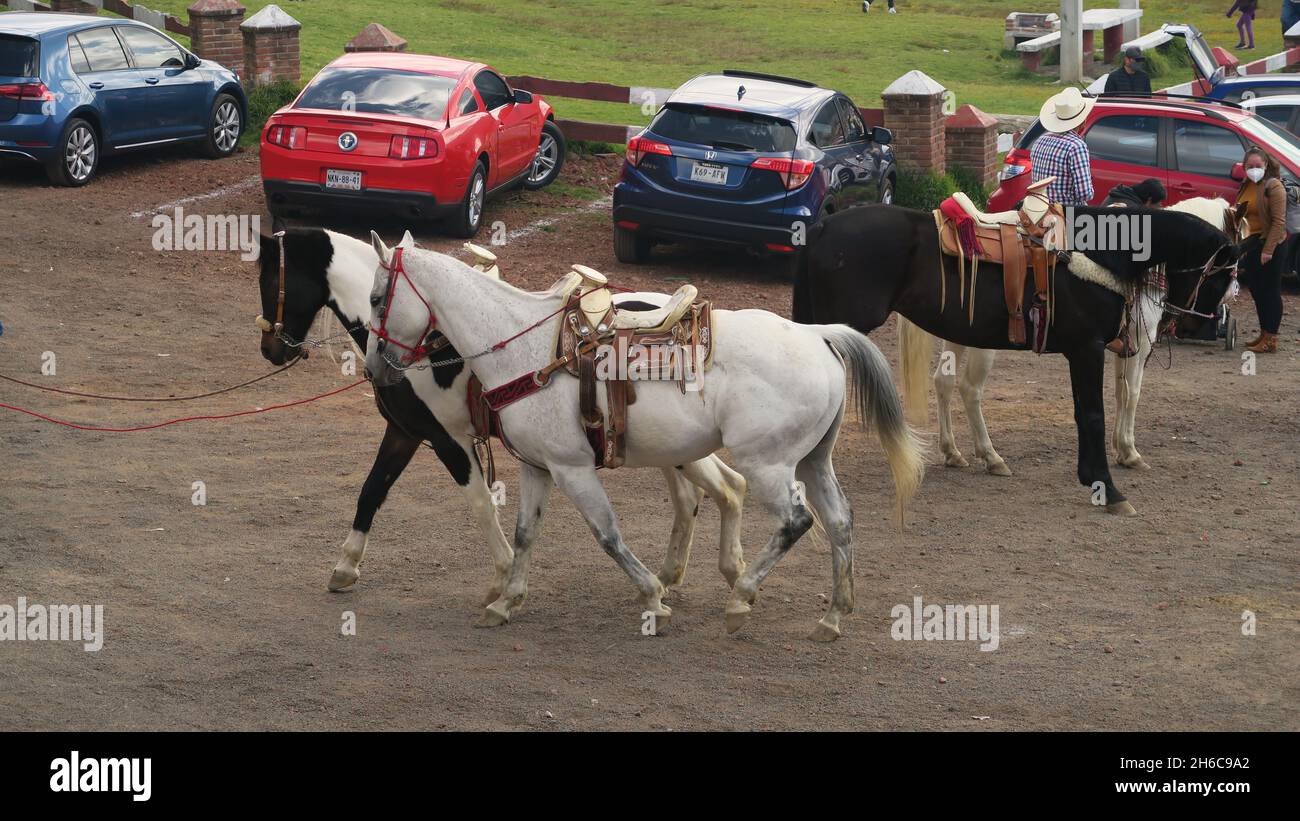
[1086,91,1244,110]
[721,69,818,89]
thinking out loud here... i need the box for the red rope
[0,379,367,433]
[0,357,300,402]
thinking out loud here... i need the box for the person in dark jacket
[1102,178,1166,208]
[1104,46,1152,95]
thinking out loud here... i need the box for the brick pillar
[241,4,301,87]
[345,23,408,53]
[1081,29,1094,59]
[945,105,1000,186]
[881,70,947,174]
[49,0,96,12]
[189,0,246,80]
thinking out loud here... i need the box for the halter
[253,231,289,338]
[369,247,443,369]
[1161,246,1238,322]
[252,231,350,351]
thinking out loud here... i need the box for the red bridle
[369,247,441,365]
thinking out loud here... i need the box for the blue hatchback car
[0,12,246,186]
[612,70,895,268]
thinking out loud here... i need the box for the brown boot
[1246,331,1278,354]
[1244,330,1264,348]
[1106,336,1137,358]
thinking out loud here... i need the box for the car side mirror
[184,52,200,70]
[871,126,892,145]
[513,88,533,105]
[1230,162,1246,182]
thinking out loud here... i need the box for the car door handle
[88,81,104,89]
[145,77,159,85]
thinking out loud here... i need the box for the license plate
[325,169,362,191]
[690,161,728,185]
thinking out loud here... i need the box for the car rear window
[0,35,39,77]
[296,67,457,122]
[650,103,797,152]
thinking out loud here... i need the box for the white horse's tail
[896,315,932,426]
[813,324,926,529]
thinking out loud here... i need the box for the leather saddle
[934,177,1065,347]
[554,266,714,468]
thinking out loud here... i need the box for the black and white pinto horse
[915,197,1245,475]
[255,228,748,622]
[792,204,1240,514]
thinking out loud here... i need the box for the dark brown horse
[792,203,1239,514]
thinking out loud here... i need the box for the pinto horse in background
[793,204,1240,515]
[916,197,1246,476]
[255,227,749,621]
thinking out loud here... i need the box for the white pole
[1118,0,1141,43]
[1060,0,1084,84]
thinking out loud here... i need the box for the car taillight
[626,135,672,167]
[266,125,307,149]
[1000,148,1030,181]
[390,135,437,159]
[1000,162,1029,181]
[0,82,54,102]
[751,156,815,190]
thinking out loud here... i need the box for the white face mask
[1246,167,1265,183]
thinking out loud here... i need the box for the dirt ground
[1,144,1297,731]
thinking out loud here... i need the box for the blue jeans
[1284,1,1300,37]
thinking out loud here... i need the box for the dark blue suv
[612,70,895,268]
[0,12,246,186]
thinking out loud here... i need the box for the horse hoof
[327,566,359,592]
[1106,500,1137,516]
[809,618,841,643]
[944,453,969,468]
[478,600,511,628]
[1118,457,1151,471]
[646,609,671,634]
[724,601,752,634]
[985,461,1012,477]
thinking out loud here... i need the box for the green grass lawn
[43,0,1298,124]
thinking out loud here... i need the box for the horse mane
[1067,205,1231,283]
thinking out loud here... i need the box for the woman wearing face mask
[1235,146,1286,353]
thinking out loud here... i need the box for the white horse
[916,196,1241,474]
[261,228,749,618]
[363,235,924,641]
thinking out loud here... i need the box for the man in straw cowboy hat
[1029,87,1097,208]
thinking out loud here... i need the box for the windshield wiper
[711,140,756,151]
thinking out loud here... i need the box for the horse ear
[398,230,415,249]
[370,230,391,265]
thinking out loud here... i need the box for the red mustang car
[260,52,565,237]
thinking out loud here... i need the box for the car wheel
[523,120,566,190]
[451,162,487,238]
[202,94,242,159]
[879,178,895,205]
[46,118,98,187]
[613,223,650,263]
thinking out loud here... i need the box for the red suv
[989,95,1300,210]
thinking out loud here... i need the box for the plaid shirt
[1030,130,1094,206]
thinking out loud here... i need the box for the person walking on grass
[1229,1,1258,49]
[1235,146,1287,353]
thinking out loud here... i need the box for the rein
[1160,249,1238,322]
[369,247,572,373]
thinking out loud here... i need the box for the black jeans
[1239,234,1284,334]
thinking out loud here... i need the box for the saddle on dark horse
[470,265,714,470]
[934,177,1066,350]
